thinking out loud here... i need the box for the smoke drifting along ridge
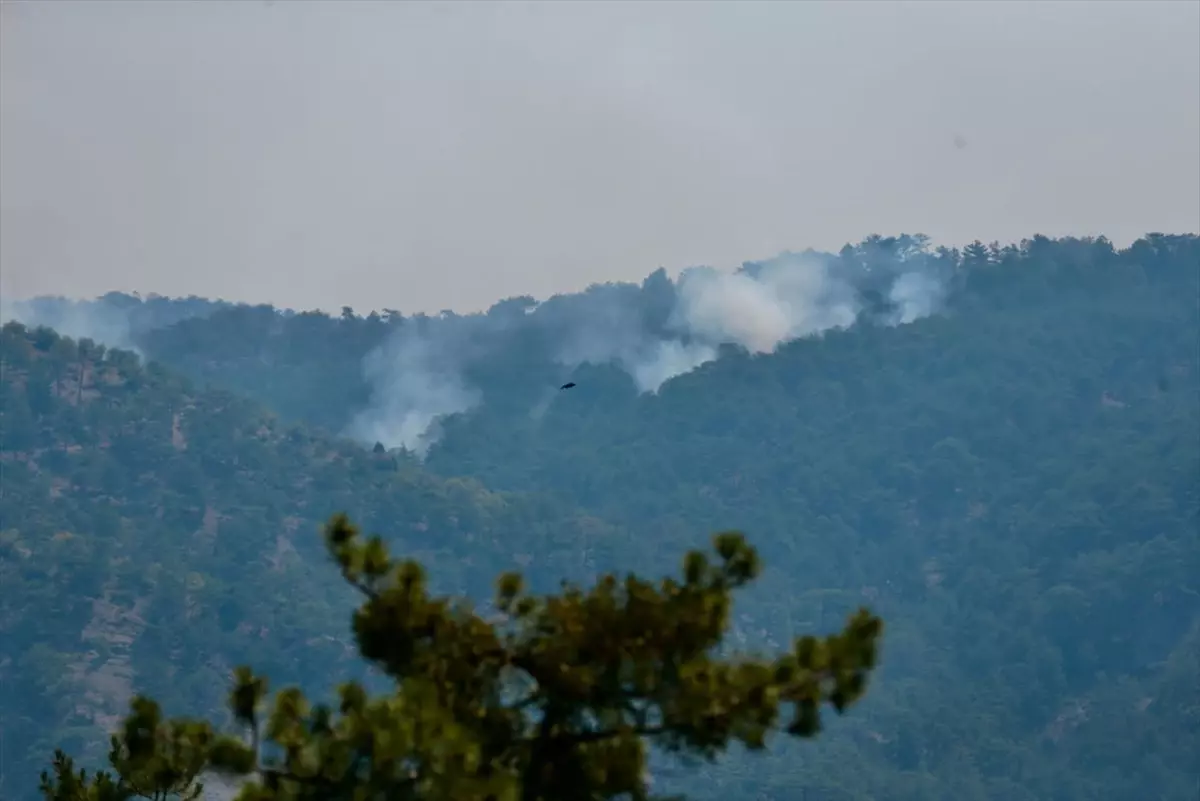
[355,239,952,453]
[1,296,142,356]
[3,237,954,456]
[0,292,230,358]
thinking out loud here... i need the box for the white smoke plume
[624,338,718,394]
[0,296,143,357]
[4,240,952,457]
[344,326,481,456]
[546,285,719,395]
[887,269,948,325]
[548,251,870,395]
[671,255,860,353]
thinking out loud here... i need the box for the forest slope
[0,322,625,801]
[6,233,1200,800]
[426,235,1200,801]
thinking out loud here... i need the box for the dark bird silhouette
[559,382,577,390]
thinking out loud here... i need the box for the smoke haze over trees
[2,232,1198,800]
[5,234,958,454]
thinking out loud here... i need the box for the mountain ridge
[3,231,1198,800]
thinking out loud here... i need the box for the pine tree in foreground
[42,513,883,801]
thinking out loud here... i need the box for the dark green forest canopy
[3,232,1199,800]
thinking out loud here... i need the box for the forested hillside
[444,234,1200,800]
[0,323,632,801]
[4,233,1198,800]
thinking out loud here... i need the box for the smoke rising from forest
[2,237,953,455]
[0,293,230,359]
[350,239,952,452]
[1,296,143,356]
[672,258,861,354]
[345,328,483,458]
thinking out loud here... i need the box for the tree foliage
[39,700,212,801]
[40,515,882,801]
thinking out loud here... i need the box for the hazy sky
[2,0,1197,314]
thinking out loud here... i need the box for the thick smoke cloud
[356,238,952,453]
[671,255,860,354]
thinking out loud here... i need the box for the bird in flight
[560,382,577,390]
